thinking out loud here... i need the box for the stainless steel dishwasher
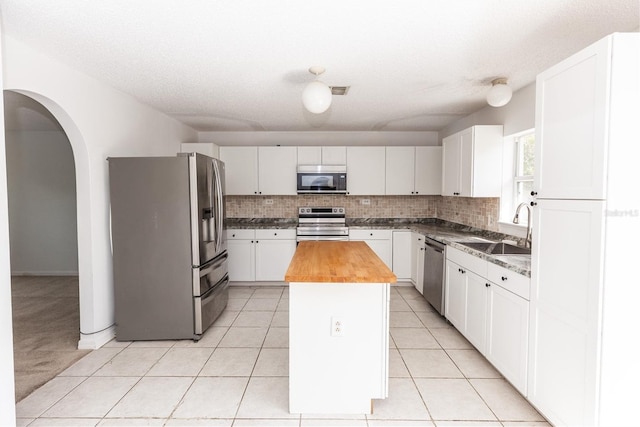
[422,237,445,315]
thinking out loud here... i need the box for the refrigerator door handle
[213,160,224,254]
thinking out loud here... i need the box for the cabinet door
[258,146,297,195]
[298,146,322,165]
[219,147,258,195]
[465,270,488,353]
[441,134,460,196]
[528,199,604,425]
[458,128,474,197]
[534,37,609,200]
[415,146,442,195]
[255,239,297,281]
[392,231,412,280]
[444,260,465,331]
[415,242,425,295]
[346,146,386,195]
[385,147,415,195]
[322,146,347,165]
[227,239,255,281]
[362,239,392,270]
[487,282,529,395]
[410,233,423,287]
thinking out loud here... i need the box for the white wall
[1,34,197,354]
[6,130,78,275]
[0,27,17,427]
[198,130,440,146]
[440,83,536,139]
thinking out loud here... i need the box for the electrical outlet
[361,199,370,205]
[331,317,344,337]
[264,199,274,205]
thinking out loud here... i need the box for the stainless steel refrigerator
[108,152,228,341]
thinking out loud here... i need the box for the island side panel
[289,282,390,414]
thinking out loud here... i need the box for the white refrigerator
[528,33,639,426]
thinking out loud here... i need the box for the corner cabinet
[385,147,442,195]
[441,125,503,197]
[445,246,530,394]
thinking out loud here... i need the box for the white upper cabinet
[385,146,415,195]
[297,146,347,165]
[220,146,297,195]
[534,37,610,200]
[415,146,442,195]
[385,146,442,195]
[441,125,503,197]
[219,146,259,195]
[258,146,297,195]
[346,146,386,195]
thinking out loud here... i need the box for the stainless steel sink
[458,241,531,255]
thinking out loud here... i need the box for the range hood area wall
[225,195,500,232]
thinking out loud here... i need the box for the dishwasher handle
[424,238,444,253]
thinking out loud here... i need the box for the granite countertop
[285,241,397,283]
[226,217,531,277]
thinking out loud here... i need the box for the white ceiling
[1,0,638,133]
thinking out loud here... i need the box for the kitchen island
[285,241,396,414]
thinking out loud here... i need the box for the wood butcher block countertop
[285,241,397,283]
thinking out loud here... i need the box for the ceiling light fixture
[486,77,513,107]
[302,66,332,114]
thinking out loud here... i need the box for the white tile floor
[16,284,551,427]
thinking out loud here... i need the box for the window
[513,132,535,223]
[499,130,535,232]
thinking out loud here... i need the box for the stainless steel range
[296,207,349,242]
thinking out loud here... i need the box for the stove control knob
[333,208,337,213]
[306,208,311,213]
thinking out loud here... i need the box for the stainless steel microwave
[297,165,347,194]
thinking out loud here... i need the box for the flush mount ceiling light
[302,66,332,114]
[486,77,513,107]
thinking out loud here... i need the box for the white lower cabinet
[227,229,296,282]
[392,231,412,280]
[410,233,425,293]
[487,280,529,393]
[227,229,256,281]
[255,229,297,281]
[350,229,392,269]
[445,246,530,395]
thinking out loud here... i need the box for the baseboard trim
[78,325,115,350]
[11,271,79,276]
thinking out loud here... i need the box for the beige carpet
[11,276,90,402]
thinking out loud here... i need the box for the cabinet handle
[415,191,419,194]
[251,240,254,243]
[458,268,465,274]
[232,234,236,237]
[501,276,507,281]
[370,233,373,236]
[254,191,257,194]
[530,191,538,196]
[530,201,537,207]
[486,283,491,287]
[256,240,259,243]
[274,232,277,236]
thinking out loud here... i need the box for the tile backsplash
[225,195,500,232]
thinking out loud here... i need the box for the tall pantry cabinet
[528,33,639,427]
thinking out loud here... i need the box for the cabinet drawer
[487,263,530,300]
[227,229,255,240]
[255,228,296,240]
[446,246,487,277]
[350,229,392,240]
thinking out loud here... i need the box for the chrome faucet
[513,202,532,248]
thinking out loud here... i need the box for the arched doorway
[4,90,89,401]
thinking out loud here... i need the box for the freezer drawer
[194,275,229,336]
[194,252,228,297]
